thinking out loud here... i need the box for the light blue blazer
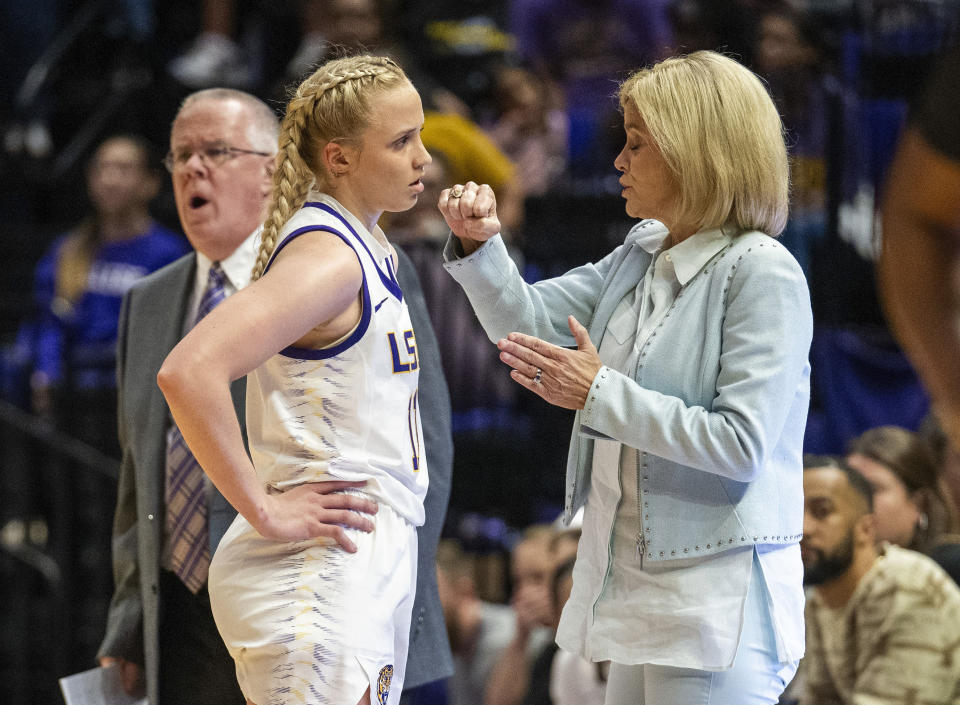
[443,220,813,561]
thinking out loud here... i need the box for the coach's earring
[918,512,929,532]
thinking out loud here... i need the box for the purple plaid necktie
[164,264,227,593]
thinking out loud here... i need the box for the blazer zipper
[634,450,645,566]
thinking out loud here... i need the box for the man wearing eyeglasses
[97,88,454,705]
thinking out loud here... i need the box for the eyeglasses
[163,144,272,173]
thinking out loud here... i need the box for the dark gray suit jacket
[98,246,453,703]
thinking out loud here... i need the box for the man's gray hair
[175,88,280,152]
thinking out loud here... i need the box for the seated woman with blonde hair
[847,424,960,584]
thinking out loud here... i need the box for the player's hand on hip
[438,181,501,255]
[256,480,378,550]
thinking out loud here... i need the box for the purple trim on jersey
[263,225,373,361]
[384,253,401,290]
[304,202,404,302]
[407,388,420,471]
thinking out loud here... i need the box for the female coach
[439,51,812,704]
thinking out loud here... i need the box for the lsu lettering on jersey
[245,192,428,526]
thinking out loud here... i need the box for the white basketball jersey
[246,193,428,526]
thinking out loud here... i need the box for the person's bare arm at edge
[158,231,377,547]
[879,128,960,447]
[483,582,555,705]
[483,634,533,705]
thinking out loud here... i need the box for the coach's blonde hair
[619,51,789,236]
[252,54,409,280]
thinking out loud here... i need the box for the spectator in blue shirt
[27,135,187,443]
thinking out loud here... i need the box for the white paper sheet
[59,664,148,705]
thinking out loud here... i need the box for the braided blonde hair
[251,54,409,280]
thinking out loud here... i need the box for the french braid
[252,55,407,280]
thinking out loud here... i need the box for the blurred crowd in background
[2,0,960,703]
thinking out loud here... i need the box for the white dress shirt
[185,227,261,333]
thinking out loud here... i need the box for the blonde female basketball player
[159,54,432,705]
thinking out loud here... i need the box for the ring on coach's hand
[533,367,543,384]
[451,185,464,198]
